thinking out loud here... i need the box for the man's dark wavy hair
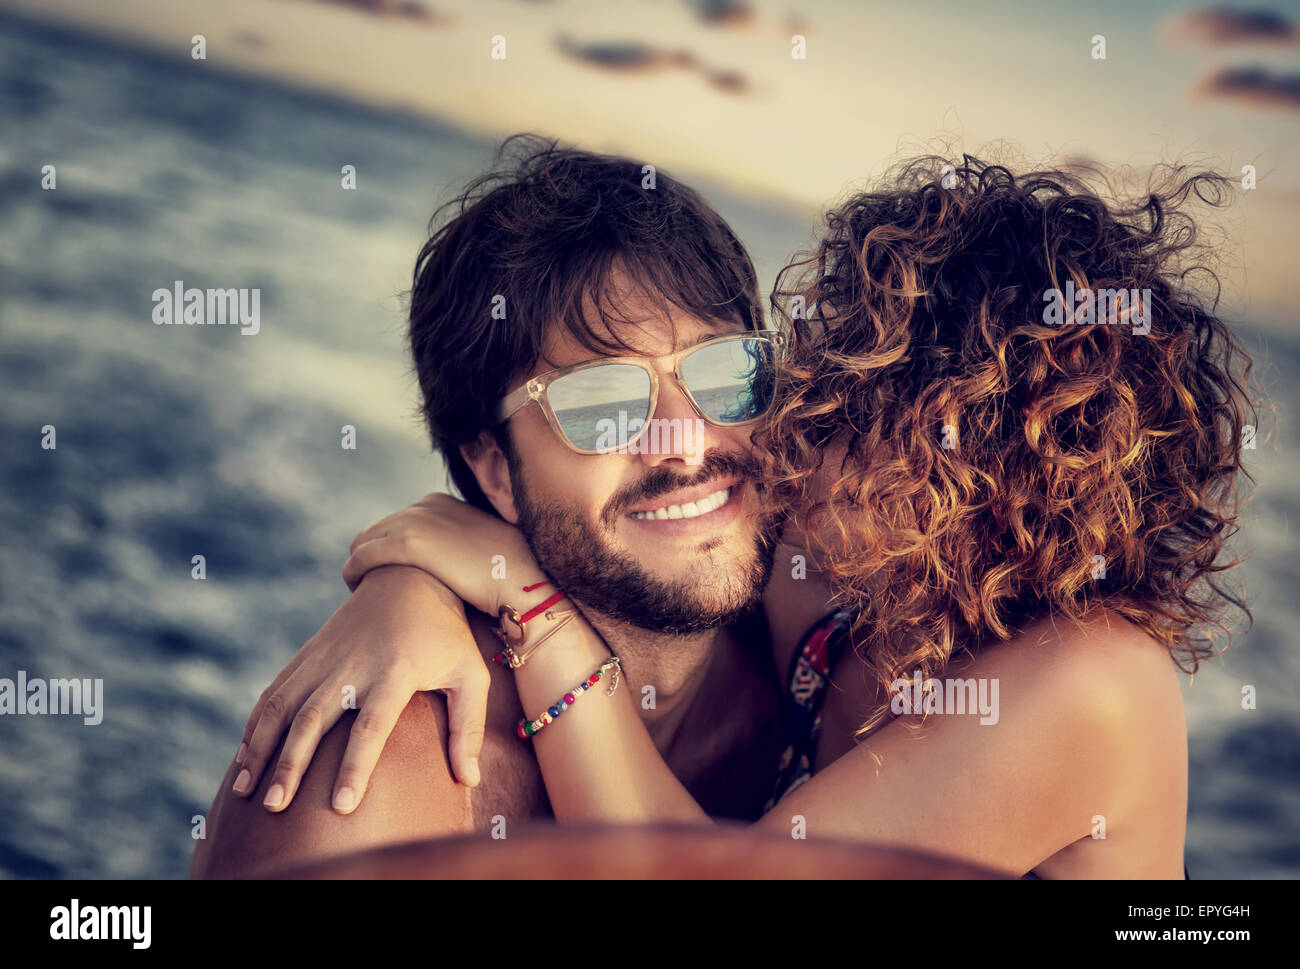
[409,134,763,513]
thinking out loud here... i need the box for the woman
[234,155,1254,877]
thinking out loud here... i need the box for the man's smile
[624,478,746,537]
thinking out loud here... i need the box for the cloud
[1163,7,1299,47]
[554,34,751,94]
[687,0,757,29]
[555,35,696,72]
[1194,66,1300,111]
[687,0,807,36]
[705,68,750,94]
[280,0,451,25]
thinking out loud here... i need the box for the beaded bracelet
[516,656,622,740]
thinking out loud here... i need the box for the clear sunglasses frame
[496,329,784,455]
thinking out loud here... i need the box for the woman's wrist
[491,583,575,668]
[510,609,614,722]
[344,501,548,615]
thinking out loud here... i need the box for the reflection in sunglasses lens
[681,337,777,424]
[547,363,652,451]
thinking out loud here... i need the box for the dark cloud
[281,0,450,25]
[1195,66,1300,110]
[1163,7,1299,46]
[706,68,750,93]
[554,34,750,95]
[688,0,757,28]
[555,35,696,71]
[687,0,807,34]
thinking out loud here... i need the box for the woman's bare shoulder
[997,611,1184,707]
[958,609,1187,777]
[995,611,1188,875]
[765,609,1187,871]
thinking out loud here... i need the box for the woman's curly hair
[759,154,1257,736]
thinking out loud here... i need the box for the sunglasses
[498,330,784,455]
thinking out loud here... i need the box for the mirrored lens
[546,363,652,452]
[680,336,777,424]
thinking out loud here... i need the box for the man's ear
[460,429,521,525]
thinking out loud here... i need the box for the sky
[7,0,1300,328]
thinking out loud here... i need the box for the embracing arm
[341,494,1167,874]
[507,624,709,824]
[510,617,1158,873]
[341,494,706,823]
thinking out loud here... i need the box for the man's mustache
[602,451,762,527]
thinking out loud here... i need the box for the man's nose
[638,375,718,468]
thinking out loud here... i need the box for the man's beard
[511,451,780,635]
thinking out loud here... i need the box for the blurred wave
[0,10,1296,879]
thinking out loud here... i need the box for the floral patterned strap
[764,609,854,811]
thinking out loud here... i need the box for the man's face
[500,300,778,634]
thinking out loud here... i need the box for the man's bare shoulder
[192,612,547,878]
[463,608,552,825]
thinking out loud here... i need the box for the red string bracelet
[492,580,575,667]
[518,581,567,624]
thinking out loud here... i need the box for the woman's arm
[509,614,1158,873]
[345,495,1163,874]
[343,494,709,823]
[235,564,492,812]
[505,618,709,824]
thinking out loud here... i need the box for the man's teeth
[630,487,731,521]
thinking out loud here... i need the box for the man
[191,136,787,878]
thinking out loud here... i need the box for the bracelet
[495,580,569,651]
[516,656,622,739]
[492,608,578,669]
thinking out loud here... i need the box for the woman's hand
[343,492,544,615]
[234,565,490,814]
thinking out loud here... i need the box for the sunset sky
[9,0,1299,328]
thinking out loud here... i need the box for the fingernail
[236,743,247,763]
[333,787,356,813]
[466,757,481,787]
[263,784,284,809]
[232,769,251,795]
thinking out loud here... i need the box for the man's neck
[763,541,837,676]
[562,597,785,821]
[570,604,721,750]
